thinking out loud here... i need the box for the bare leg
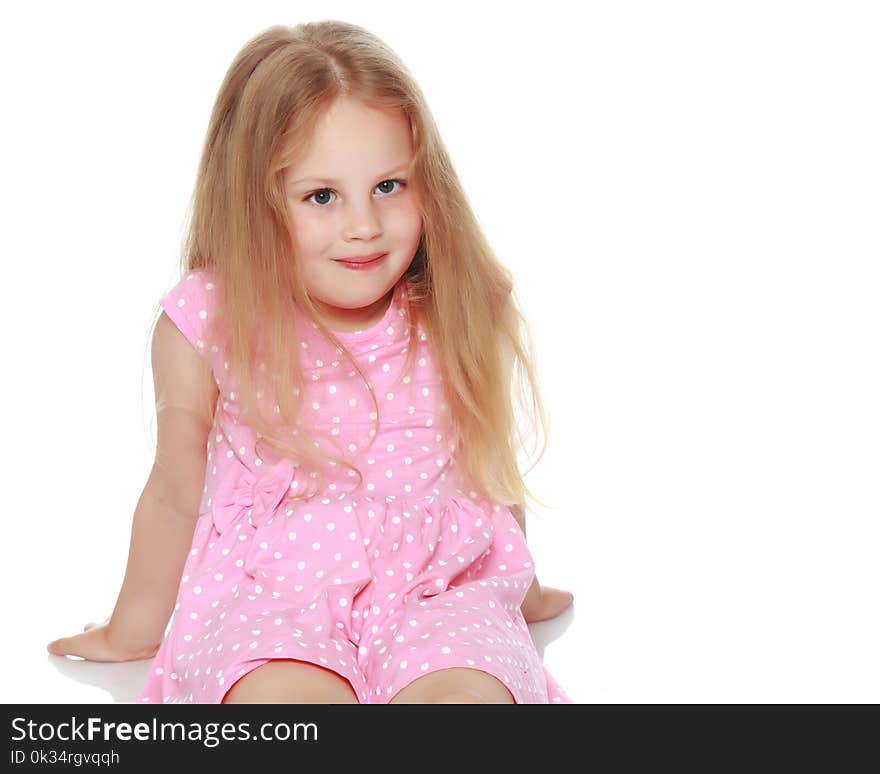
[389,667,516,704]
[221,659,360,704]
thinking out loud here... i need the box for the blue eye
[305,178,406,207]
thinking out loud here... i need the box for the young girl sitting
[47,20,574,704]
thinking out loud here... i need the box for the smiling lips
[335,252,387,264]
[334,252,388,270]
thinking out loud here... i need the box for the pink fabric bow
[210,458,297,535]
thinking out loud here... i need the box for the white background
[1,0,877,703]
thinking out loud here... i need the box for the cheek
[387,202,423,238]
[288,212,332,251]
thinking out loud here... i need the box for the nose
[343,199,383,241]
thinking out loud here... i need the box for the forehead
[285,98,413,181]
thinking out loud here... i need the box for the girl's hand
[522,579,575,624]
[47,619,160,663]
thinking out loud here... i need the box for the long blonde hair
[164,20,550,510]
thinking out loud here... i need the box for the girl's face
[282,97,423,332]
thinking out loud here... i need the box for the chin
[317,287,386,309]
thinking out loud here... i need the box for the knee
[389,667,517,704]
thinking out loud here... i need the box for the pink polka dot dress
[136,269,573,704]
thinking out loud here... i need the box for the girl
[47,20,574,704]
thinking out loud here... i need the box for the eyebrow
[289,164,411,188]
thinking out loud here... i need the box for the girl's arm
[104,457,207,655]
[48,313,217,661]
[111,312,218,653]
[509,503,574,623]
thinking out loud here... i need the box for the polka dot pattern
[137,270,572,704]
